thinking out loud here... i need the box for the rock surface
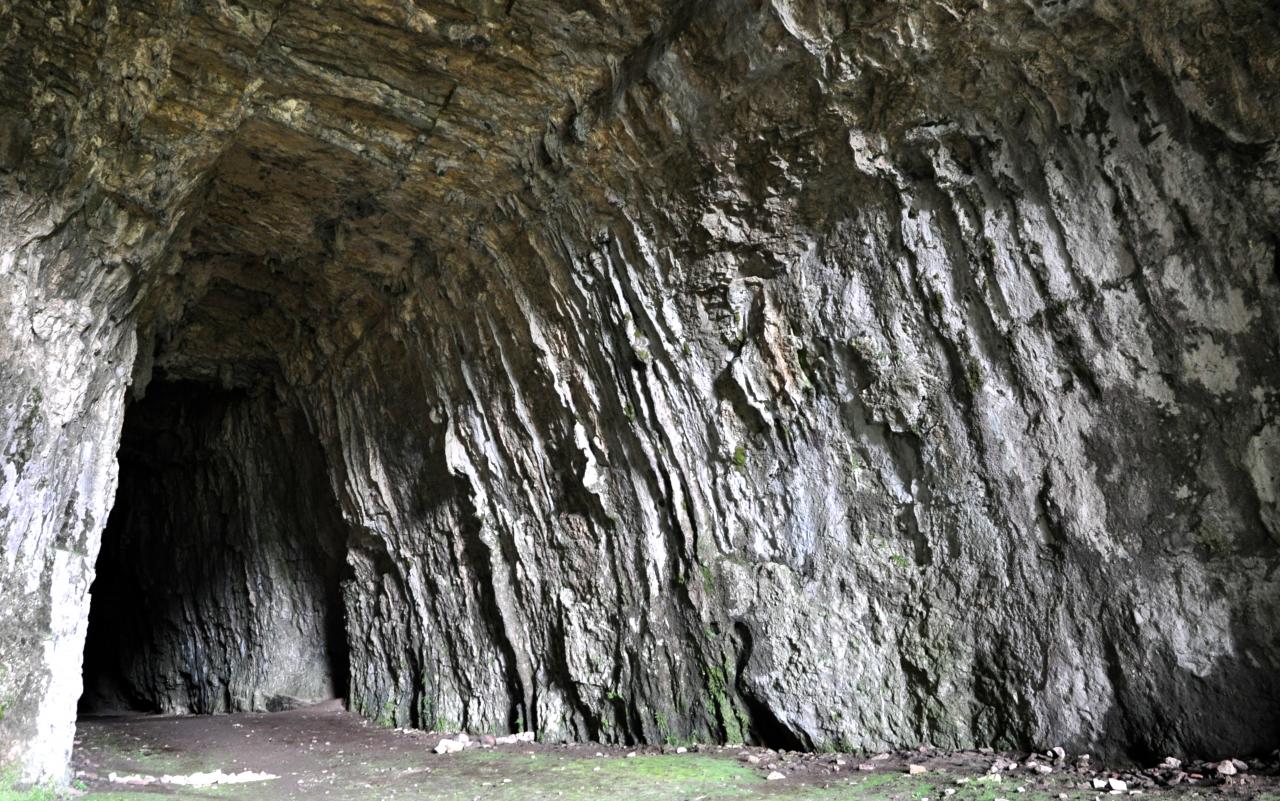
[80,380,349,715]
[1,0,1279,785]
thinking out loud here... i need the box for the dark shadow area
[732,622,810,752]
[80,379,351,715]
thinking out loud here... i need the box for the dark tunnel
[80,379,351,716]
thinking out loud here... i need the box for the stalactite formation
[1,0,1278,785]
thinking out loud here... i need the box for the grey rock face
[1,0,1278,784]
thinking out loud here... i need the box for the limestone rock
[1,0,1278,786]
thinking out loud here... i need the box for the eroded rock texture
[80,380,348,715]
[1,0,1279,784]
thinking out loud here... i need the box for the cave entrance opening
[79,379,352,716]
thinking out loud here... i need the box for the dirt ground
[12,702,1272,801]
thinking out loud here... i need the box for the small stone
[766,771,785,781]
[1092,778,1109,790]
[1107,778,1127,792]
[480,734,496,746]
[858,763,877,772]
[625,752,637,759]
[745,754,761,765]
[1051,746,1066,763]
[908,764,927,775]
[1215,760,1237,776]
[1160,756,1181,769]
[989,756,1017,774]
[871,752,891,761]
[433,738,464,754]
[1231,759,1248,772]
[1034,764,1053,775]
[676,747,687,754]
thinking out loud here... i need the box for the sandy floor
[52,702,1279,801]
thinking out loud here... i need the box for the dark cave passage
[80,379,352,716]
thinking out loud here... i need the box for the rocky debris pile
[996,747,1280,794]
[106,770,279,787]
[433,731,536,754]
[704,742,1280,792]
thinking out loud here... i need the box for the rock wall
[80,380,349,716]
[1,0,1278,785]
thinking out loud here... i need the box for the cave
[2,0,1280,790]
[79,379,351,717]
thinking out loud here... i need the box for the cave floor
[28,703,1272,801]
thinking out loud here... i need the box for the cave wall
[81,381,349,716]
[2,0,1279,785]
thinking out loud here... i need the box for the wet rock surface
[2,0,1279,785]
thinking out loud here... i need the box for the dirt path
[61,703,1279,801]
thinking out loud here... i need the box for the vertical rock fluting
[1,0,1278,784]
[81,381,349,716]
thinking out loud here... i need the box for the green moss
[375,698,399,727]
[700,564,715,590]
[732,445,748,469]
[889,554,910,569]
[705,664,744,744]
[0,769,158,801]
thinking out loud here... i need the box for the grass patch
[0,769,160,801]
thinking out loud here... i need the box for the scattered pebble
[908,764,927,775]
[108,770,277,787]
[766,771,785,781]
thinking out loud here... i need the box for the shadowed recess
[80,379,351,716]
